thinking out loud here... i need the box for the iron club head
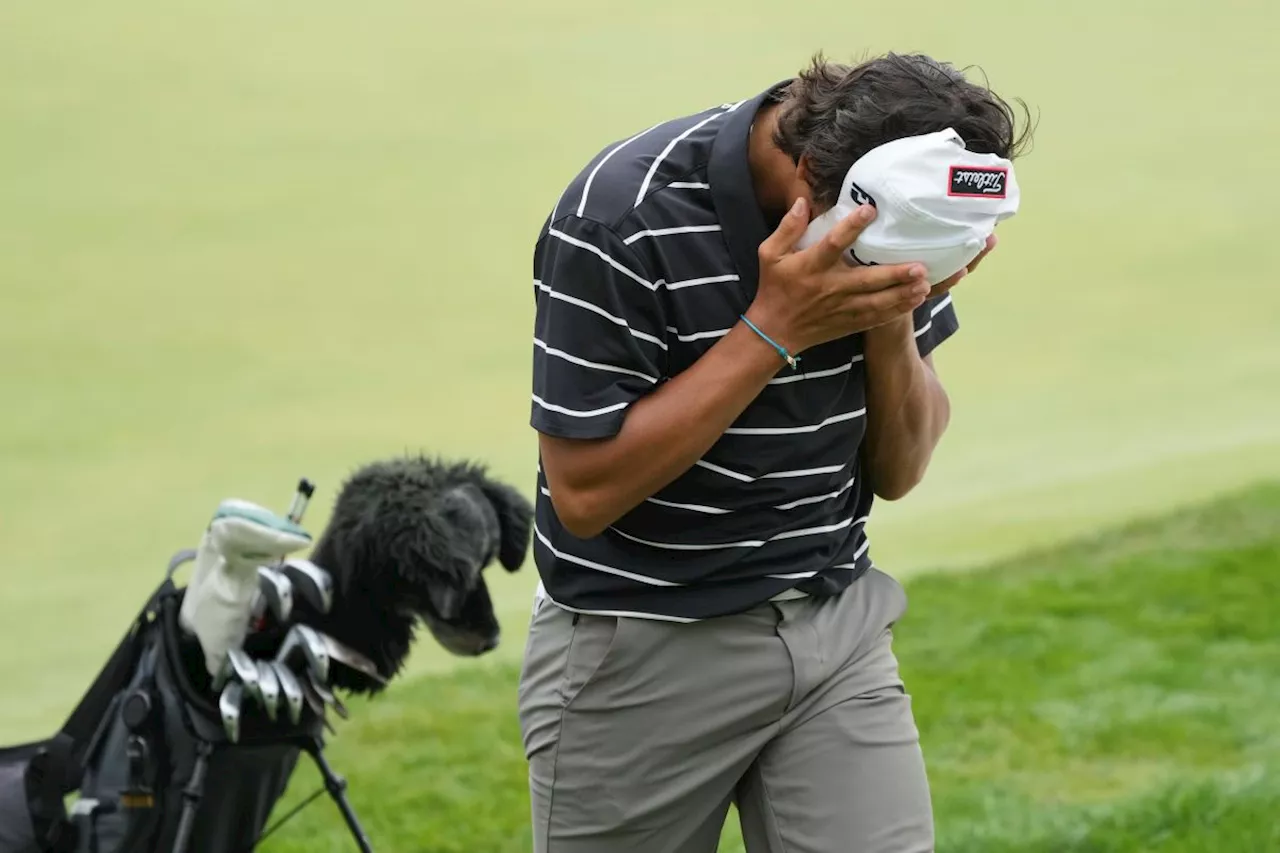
[275,624,330,683]
[271,661,304,726]
[213,647,261,695]
[298,674,324,717]
[219,681,244,744]
[315,631,388,687]
[228,648,262,705]
[281,558,334,615]
[255,660,281,722]
[297,675,336,734]
[307,671,349,720]
[255,566,294,624]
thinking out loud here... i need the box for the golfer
[520,52,1029,852]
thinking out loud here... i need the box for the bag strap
[55,550,196,792]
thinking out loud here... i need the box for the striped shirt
[529,82,959,622]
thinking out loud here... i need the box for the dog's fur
[303,455,533,695]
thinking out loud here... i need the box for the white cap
[795,128,1020,284]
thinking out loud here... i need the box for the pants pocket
[518,602,574,759]
[518,606,632,760]
[559,613,626,708]
[867,567,909,627]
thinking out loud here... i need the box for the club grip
[286,478,316,524]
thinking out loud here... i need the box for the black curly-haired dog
[301,455,533,695]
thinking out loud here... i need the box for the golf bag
[0,553,371,853]
[1,458,533,853]
[0,737,73,853]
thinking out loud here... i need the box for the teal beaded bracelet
[740,315,800,369]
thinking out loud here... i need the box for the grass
[2,0,1280,742]
[246,482,1280,852]
[2,2,1278,847]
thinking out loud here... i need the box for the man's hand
[926,233,998,301]
[744,199,933,356]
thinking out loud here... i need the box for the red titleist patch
[948,165,1008,198]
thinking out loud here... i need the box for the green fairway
[243,483,1280,851]
[2,0,1278,749]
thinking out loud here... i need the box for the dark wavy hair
[772,52,1036,207]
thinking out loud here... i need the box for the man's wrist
[741,302,804,362]
[862,314,917,360]
[731,315,798,379]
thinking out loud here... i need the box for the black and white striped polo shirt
[529,82,958,622]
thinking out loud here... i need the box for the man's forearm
[861,316,951,500]
[540,316,786,538]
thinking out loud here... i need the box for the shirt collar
[707,80,792,292]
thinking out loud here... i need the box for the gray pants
[517,569,934,853]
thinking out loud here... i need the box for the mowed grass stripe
[252,483,1280,852]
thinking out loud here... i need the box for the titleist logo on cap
[948,166,1008,198]
[848,180,877,208]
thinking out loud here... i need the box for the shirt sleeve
[912,293,959,359]
[530,215,668,440]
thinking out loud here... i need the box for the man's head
[761,52,1034,215]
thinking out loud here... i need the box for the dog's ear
[473,478,534,572]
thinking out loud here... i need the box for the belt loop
[572,613,581,626]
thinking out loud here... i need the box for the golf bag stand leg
[305,739,373,853]
[170,740,214,853]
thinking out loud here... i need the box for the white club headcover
[178,499,313,675]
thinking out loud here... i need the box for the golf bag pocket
[0,739,75,853]
[0,756,38,853]
[72,643,169,852]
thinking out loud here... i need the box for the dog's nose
[479,635,499,654]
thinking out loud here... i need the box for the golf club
[253,566,294,625]
[271,661,304,725]
[285,478,315,525]
[219,681,244,744]
[298,675,336,734]
[307,671,350,720]
[213,647,261,694]
[276,624,330,683]
[281,558,334,615]
[255,660,281,722]
[230,647,263,705]
[317,631,388,687]
[298,675,325,717]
